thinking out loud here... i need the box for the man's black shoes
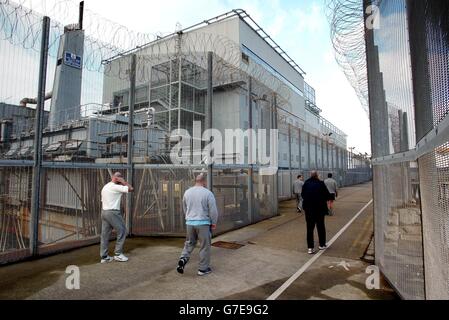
[177,258,187,274]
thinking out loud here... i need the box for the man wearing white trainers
[177,174,218,276]
[301,171,332,255]
[100,172,134,264]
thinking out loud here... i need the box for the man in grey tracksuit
[177,174,218,276]
[293,175,304,213]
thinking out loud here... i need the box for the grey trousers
[295,194,303,210]
[100,209,127,258]
[180,225,211,271]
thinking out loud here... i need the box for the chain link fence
[365,0,449,300]
[0,162,371,265]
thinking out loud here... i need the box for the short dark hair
[196,174,207,183]
[112,172,123,179]
[297,175,302,179]
[328,173,333,178]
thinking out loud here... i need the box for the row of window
[304,82,316,104]
[241,45,305,98]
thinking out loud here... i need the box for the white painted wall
[238,19,305,95]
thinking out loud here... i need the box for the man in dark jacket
[301,171,332,254]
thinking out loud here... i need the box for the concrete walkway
[0,182,397,300]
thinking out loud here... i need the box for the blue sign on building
[64,52,82,69]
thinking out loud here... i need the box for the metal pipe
[126,54,136,234]
[147,107,155,127]
[20,91,52,108]
[78,1,84,30]
[30,16,50,256]
[178,51,182,132]
[168,61,172,133]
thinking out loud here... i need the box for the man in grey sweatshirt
[177,174,218,276]
[324,173,338,215]
[293,175,305,213]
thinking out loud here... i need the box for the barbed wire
[0,0,292,107]
[325,0,369,115]
[0,0,155,70]
[0,0,157,51]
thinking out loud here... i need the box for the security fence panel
[317,138,322,169]
[342,168,372,187]
[277,170,292,200]
[0,164,33,264]
[291,127,300,169]
[210,168,249,235]
[309,136,316,169]
[132,166,203,236]
[253,169,277,223]
[322,141,328,171]
[301,132,309,170]
[332,147,337,170]
[37,165,125,256]
[357,0,449,300]
[419,143,449,299]
[407,0,449,299]
[373,161,424,300]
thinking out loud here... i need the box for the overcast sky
[6,0,372,155]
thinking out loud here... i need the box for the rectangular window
[113,91,129,108]
[241,45,304,97]
[135,86,149,104]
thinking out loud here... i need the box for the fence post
[30,16,50,256]
[247,76,254,222]
[321,138,325,171]
[273,94,279,216]
[330,144,335,172]
[338,147,343,186]
[349,149,352,169]
[298,128,302,172]
[126,54,136,235]
[307,133,311,170]
[336,147,340,178]
[288,124,292,197]
[206,52,213,191]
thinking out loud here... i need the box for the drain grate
[212,241,245,250]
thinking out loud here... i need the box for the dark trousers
[305,213,326,249]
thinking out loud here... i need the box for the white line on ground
[266,199,374,300]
